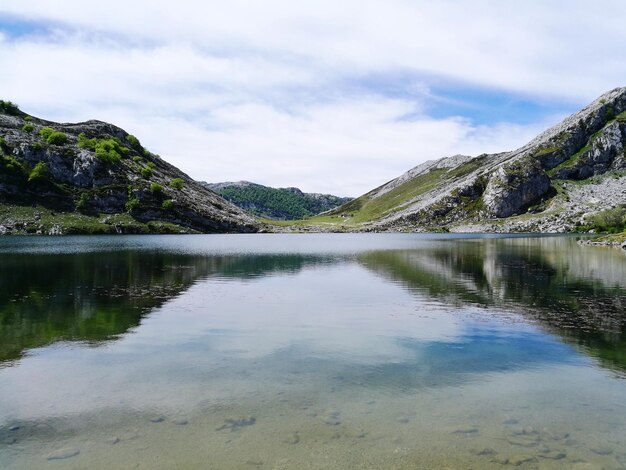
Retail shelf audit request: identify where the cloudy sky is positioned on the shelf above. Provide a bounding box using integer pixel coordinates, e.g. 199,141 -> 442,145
1,1 -> 625,196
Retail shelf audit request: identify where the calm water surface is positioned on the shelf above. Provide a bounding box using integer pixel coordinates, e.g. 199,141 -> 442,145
0,234 -> 625,469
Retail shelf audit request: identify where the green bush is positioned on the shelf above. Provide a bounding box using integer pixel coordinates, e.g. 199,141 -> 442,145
588,206 -> 626,233
39,127 -> 67,145
141,167 -> 153,179
0,100 -> 20,115
162,199 -> 174,210
78,132 -> 97,151
47,132 -> 67,145
126,134 -> 142,150
170,178 -> 183,190
76,192 -> 90,212
150,182 -> 163,193
39,127 -> 54,140
28,161 -> 49,182
23,116 -> 32,122
126,197 -> 140,212
22,123 -> 34,133
0,155 -> 26,174
0,136 -> 9,154
146,161 -> 156,170
132,156 -> 142,163
95,140 -> 123,164
79,133 -> 129,163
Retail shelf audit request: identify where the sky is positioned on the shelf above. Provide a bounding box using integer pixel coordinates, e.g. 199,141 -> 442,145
1,1 -> 625,196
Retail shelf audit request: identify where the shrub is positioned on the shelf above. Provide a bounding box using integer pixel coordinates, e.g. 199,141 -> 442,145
126,197 -> 140,212
1,155 -> 26,174
78,132 -> 97,151
0,136 -> 9,154
76,192 -> 90,212
146,161 -> 156,170
126,134 -> 142,150
28,161 -> 49,182
23,116 -> 32,122
0,100 -> 20,115
78,133 -> 129,163
170,177 -> 183,190
39,127 -> 54,140
39,127 -> 67,145
162,199 -> 173,210
46,131 -> 67,145
588,206 -> 626,233
22,123 -> 34,133
141,167 -> 153,179
132,156 -> 142,163
150,182 -> 163,193
95,140 -> 123,164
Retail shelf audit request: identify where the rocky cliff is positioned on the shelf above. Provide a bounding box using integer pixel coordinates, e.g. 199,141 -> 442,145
318,87 -> 626,233
0,102 -> 259,234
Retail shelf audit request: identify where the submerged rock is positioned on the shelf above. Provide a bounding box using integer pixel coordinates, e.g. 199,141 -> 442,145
46,447 -> 80,460
216,416 -> 256,432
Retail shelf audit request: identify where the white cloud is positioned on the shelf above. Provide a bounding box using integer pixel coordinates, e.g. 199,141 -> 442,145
0,0 -> 624,194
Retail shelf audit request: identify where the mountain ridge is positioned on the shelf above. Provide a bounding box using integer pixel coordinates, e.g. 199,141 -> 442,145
0,102 -> 259,234
293,87 -> 626,233
203,180 -> 352,220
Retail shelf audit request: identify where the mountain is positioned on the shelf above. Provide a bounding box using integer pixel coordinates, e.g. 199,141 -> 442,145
0,101 -> 259,234
203,180 -> 352,220
308,87 -> 626,233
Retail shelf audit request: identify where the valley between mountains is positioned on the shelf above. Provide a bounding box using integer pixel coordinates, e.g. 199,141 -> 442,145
1,87 -> 626,237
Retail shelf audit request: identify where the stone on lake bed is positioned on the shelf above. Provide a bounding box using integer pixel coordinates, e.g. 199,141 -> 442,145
9,425 -> 20,431
216,416 -> 256,432
470,447 -> 496,456
508,454 -> 536,466
450,425 -> 478,434
396,416 -> 410,424
507,435 -> 540,447
502,417 -> 519,425
172,419 -> 188,426
46,447 -> 80,460
149,416 -> 165,423
538,450 -> 566,460
590,445 -> 613,455
323,416 -> 341,426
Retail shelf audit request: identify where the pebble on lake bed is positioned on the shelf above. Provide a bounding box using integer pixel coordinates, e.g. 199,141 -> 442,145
46,447 -> 80,460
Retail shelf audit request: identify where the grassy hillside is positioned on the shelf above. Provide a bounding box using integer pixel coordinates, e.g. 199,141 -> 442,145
0,101 -> 259,234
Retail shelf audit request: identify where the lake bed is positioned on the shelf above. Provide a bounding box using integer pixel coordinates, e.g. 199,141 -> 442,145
1,234 -> 625,469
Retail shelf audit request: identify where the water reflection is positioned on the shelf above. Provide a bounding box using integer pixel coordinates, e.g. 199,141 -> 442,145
359,237 -> 626,374
0,250 -> 334,364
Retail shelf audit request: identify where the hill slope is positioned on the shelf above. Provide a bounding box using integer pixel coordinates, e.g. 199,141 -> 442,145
310,87 -> 626,233
204,181 -> 352,220
0,102 -> 259,234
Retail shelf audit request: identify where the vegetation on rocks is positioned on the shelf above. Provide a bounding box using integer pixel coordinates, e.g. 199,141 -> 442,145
0,100 -> 259,234
206,181 -> 352,220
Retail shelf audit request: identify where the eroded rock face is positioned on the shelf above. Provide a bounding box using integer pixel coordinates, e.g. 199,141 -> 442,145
0,110 -> 260,233
483,160 -> 551,218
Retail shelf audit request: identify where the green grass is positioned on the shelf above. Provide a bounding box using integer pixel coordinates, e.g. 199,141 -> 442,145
0,203 -> 192,234
320,169 -> 447,225
534,146 -> 561,157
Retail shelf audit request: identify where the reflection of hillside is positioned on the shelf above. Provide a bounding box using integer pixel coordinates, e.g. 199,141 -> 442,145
0,252 -> 330,365
359,238 -> 626,374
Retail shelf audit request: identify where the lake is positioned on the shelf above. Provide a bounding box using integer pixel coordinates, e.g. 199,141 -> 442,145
0,234 -> 625,469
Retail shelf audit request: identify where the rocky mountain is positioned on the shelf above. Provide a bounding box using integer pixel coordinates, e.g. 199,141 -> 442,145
313,87 -> 626,233
203,180 -> 352,220
0,102 -> 259,234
